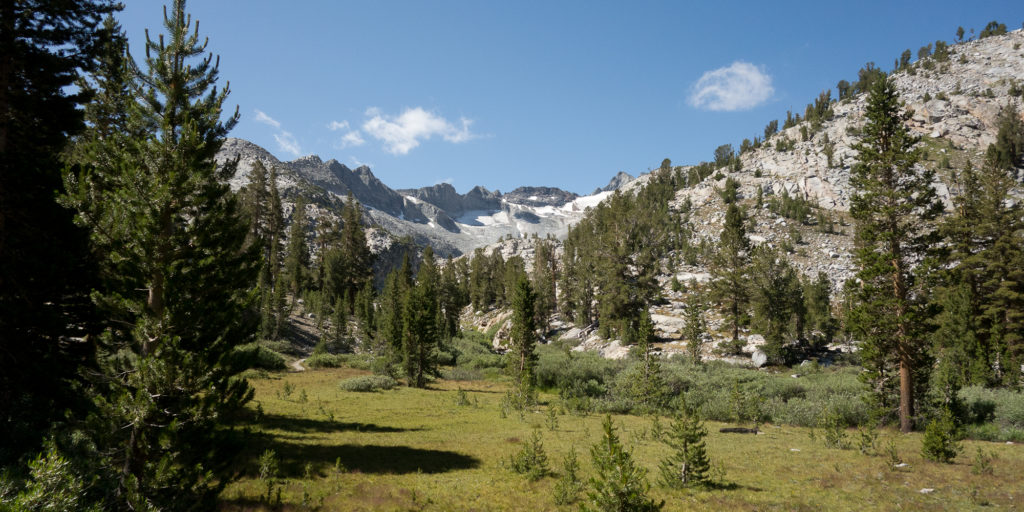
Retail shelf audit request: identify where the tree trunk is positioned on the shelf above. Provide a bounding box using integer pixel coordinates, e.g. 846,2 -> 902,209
899,355 -> 913,432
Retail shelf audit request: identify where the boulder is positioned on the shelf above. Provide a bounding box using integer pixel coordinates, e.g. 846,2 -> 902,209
751,349 -> 768,368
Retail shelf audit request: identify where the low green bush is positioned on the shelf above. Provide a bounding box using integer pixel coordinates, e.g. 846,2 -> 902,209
233,342 -> 287,371
450,332 -> 503,369
339,353 -> 375,371
304,353 -> 344,369
339,375 -> 397,392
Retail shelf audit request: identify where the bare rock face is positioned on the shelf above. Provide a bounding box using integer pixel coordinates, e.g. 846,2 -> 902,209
593,171 -> 635,194
503,186 -> 579,207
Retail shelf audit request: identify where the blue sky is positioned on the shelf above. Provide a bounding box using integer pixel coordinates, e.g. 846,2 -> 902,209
118,1 -> 1022,195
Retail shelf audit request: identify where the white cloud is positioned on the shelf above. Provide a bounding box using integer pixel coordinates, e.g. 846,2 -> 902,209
340,130 -> 365,148
688,61 -> 774,112
362,107 -> 476,155
274,132 -> 301,157
327,120 -> 349,131
253,109 -> 281,128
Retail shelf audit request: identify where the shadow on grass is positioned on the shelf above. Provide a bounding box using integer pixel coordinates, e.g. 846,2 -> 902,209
239,432 -> 481,477
254,413 -> 419,434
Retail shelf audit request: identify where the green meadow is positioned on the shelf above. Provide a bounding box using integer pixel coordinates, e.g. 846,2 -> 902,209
220,367 -> 1024,511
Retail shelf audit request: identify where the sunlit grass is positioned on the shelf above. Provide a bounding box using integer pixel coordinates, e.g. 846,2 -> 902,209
220,367 -> 1024,511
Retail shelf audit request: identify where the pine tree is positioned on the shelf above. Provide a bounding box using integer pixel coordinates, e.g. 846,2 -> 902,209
683,293 -> 708,364
266,166 -> 286,338
584,416 -> 663,512
634,311 -> 665,413
284,196 -> 310,309
658,412 -> 712,489
985,103 -> 1024,170
63,1 -> 258,506
848,77 -> 943,432
0,0 -> 119,468
326,193 -> 374,312
437,260 -> 466,342
804,272 -> 837,346
532,239 -> 558,331
552,447 -> 584,505
355,280 -> 376,344
711,203 -> 750,352
242,160 -> 269,244
509,276 -> 538,405
404,248 -> 439,387
749,246 -> 805,364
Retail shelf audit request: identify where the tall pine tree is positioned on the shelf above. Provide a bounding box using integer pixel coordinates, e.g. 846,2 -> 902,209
711,203 -> 751,352
509,275 -> 538,399
848,77 -> 943,432
404,248 -> 439,387
63,1 -> 258,506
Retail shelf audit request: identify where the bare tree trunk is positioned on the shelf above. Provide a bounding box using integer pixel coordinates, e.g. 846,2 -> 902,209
899,355 -> 913,433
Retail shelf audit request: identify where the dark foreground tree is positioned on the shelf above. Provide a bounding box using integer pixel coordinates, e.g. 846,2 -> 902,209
63,0 -> 258,507
848,77 -> 942,432
0,0 -> 119,468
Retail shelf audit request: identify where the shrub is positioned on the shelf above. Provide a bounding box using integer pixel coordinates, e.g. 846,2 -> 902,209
338,353 -> 375,370
536,345 -> 620,393
921,408 -> 961,463
819,409 -> 850,449
304,352 -> 344,369
338,375 -> 397,392
450,332 -> 503,369
444,366 -> 484,381
959,385 -> 1024,441
233,342 -> 287,371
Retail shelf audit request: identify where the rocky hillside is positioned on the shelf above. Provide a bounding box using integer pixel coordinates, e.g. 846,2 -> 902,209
470,29 -> 1024,361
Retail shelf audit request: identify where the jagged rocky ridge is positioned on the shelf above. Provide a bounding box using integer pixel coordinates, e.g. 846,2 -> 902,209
216,138 -> 635,259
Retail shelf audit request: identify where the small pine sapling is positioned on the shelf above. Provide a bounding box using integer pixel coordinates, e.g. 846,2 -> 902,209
508,430 -> 550,481
583,415 -> 663,512
658,412 -> 712,489
553,447 -> 584,505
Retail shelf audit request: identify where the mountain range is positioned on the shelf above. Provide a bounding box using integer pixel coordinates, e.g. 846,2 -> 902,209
216,137 -> 636,258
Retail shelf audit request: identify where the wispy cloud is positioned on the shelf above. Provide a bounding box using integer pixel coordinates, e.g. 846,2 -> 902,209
273,132 -> 301,157
689,61 -> 774,112
350,156 -> 373,169
327,120 -> 349,131
340,130 -> 365,148
254,109 -> 281,128
254,109 -> 302,157
361,107 -> 476,155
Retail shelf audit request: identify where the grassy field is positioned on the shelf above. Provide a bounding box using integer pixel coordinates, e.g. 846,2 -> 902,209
220,367 -> 1024,511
